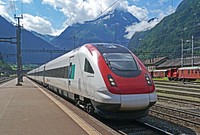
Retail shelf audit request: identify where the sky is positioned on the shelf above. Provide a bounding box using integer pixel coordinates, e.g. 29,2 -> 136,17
0,0 -> 182,38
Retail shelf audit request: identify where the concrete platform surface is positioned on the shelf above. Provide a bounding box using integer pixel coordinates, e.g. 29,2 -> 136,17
0,78 -> 93,135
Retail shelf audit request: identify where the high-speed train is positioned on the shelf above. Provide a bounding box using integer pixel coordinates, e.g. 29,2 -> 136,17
27,43 -> 157,119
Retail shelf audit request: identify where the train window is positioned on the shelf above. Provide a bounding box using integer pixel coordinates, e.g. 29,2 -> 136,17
84,58 -> 94,74
103,53 -> 138,70
64,67 -> 68,78
188,70 -> 190,74
191,70 -> 193,74
195,70 -> 197,74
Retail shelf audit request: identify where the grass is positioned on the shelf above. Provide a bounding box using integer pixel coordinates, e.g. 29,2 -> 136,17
194,79 -> 200,82
153,77 -> 169,81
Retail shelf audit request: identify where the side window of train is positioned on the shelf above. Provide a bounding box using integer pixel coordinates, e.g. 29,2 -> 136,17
84,58 -> 94,74
64,67 -> 68,78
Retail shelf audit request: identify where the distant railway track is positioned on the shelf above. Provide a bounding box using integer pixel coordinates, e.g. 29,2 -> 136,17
154,80 -> 200,89
155,84 -> 200,92
158,95 -> 200,109
150,104 -> 200,129
153,79 -> 200,133
155,81 -> 200,98
0,77 -> 15,84
156,88 -> 200,98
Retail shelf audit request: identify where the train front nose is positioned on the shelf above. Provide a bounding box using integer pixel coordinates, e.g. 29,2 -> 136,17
108,74 -> 157,111
120,94 -> 150,110
119,92 -> 157,111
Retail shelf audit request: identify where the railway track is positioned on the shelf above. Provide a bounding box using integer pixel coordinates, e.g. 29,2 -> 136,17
156,88 -> 200,98
150,104 -> 200,129
0,77 -> 15,84
100,118 -> 173,135
154,80 -> 200,89
153,80 -> 200,134
155,84 -> 200,93
155,81 -> 200,98
158,95 -> 200,109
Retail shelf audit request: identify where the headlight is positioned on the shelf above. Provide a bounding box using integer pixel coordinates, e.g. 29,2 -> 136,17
145,74 -> 152,86
107,74 -> 117,87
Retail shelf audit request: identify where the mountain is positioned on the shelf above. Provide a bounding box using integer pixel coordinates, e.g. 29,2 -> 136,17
0,15 -> 60,64
128,0 -> 200,60
51,9 -> 139,49
0,51 -> 3,62
31,31 -> 55,44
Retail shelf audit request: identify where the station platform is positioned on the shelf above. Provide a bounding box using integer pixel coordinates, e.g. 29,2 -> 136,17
0,78 -> 100,135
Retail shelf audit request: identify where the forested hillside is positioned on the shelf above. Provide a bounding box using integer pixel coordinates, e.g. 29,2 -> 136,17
128,0 -> 200,60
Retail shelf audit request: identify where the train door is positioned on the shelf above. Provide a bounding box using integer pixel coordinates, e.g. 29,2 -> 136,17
68,56 -> 75,93
82,58 -> 95,97
43,66 -> 45,84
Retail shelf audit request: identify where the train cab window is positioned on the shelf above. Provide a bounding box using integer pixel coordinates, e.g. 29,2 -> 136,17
84,58 -> 94,74
103,53 -> 140,78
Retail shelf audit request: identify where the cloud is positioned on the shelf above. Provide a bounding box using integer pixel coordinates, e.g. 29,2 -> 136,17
1,0 -> 173,36
151,5 -> 174,19
21,0 -> 32,4
42,0 -> 149,35
124,3 -> 176,39
22,14 -> 60,36
125,18 -> 160,39
0,0 -> 4,4
127,5 -> 148,21
0,1 -> 15,23
42,0 -> 131,25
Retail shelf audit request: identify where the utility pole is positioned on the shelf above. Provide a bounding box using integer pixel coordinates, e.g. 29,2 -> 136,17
15,14 -> 23,86
191,36 -> 194,67
114,23 -> 119,43
181,39 -> 184,67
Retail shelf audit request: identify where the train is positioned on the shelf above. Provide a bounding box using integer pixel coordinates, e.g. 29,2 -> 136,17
27,43 -> 157,119
151,66 -> 200,81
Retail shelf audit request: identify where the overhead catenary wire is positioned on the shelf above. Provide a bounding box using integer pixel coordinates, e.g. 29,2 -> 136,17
56,0 -> 120,39
64,1 -> 85,27
71,0 -> 120,38
57,0 -> 176,43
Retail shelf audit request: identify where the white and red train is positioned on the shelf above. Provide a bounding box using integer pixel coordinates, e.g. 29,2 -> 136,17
27,43 -> 157,119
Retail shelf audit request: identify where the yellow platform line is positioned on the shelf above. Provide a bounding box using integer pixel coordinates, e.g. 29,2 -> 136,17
31,80 -> 101,135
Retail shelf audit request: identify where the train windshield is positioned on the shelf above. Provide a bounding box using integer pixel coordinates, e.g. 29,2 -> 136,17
103,53 -> 140,78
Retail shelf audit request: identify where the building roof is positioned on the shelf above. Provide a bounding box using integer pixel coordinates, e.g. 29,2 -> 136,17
157,57 -> 200,69
144,57 -> 168,66
178,66 -> 200,70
